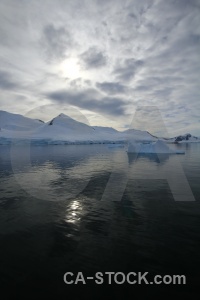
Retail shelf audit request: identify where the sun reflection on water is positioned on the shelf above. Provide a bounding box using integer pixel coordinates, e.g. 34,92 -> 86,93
65,200 -> 82,224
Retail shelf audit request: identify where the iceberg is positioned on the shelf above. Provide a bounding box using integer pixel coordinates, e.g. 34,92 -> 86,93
127,140 -> 185,154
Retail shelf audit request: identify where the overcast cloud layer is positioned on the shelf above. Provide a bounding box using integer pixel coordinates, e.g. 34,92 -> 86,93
0,0 -> 200,135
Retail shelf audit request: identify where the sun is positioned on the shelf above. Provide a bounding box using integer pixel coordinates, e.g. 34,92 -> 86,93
60,58 -> 81,79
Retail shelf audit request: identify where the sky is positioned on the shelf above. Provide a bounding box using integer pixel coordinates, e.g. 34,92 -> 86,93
0,0 -> 200,136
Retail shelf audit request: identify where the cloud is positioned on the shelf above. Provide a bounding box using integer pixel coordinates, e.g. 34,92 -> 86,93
113,58 -> 144,82
40,24 -> 73,62
0,70 -> 18,90
46,88 -> 128,116
96,81 -> 127,95
0,0 -> 200,135
69,78 -> 82,88
80,47 -> 107,69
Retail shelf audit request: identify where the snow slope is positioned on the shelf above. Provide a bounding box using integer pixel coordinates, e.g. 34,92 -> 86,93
124,129 -> 157,142
0,110 -> 43,131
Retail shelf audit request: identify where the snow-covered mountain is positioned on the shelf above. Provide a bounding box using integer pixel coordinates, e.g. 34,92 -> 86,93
31,113 -> 127,142
0,110 -> 125,143
0,110 -> 199,144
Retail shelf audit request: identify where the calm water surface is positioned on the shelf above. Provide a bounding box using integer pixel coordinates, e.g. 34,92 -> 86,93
0,143 -> 200,298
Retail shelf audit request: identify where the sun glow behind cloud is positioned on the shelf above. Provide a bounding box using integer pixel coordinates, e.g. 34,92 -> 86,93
60,58 -> 81,80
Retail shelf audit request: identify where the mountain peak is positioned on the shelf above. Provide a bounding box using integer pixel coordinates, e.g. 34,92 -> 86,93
49,113 -> 74,125
58,113 -> 67,118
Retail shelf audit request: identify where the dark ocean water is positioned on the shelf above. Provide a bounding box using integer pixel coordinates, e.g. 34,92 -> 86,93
0,143 -> 200,298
